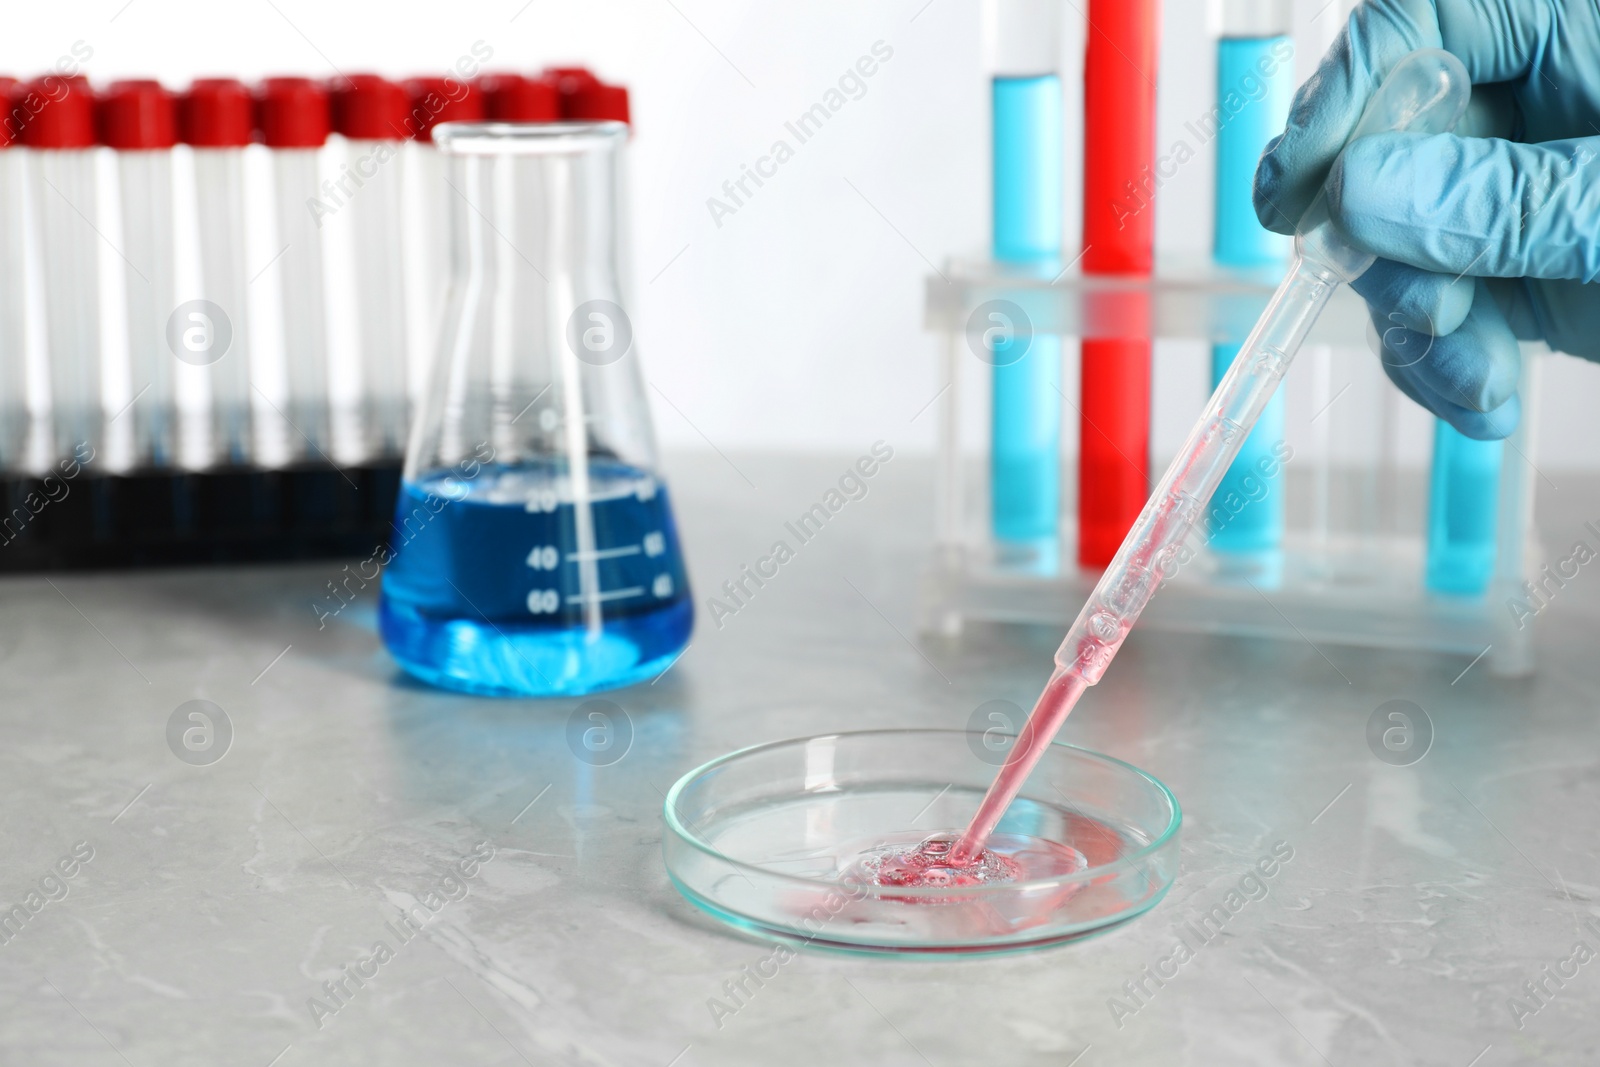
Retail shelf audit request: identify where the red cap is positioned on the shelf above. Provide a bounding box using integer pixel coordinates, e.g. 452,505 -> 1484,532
255,77 -> 330,148
566,81 -> 630,125
12,76 -> 96,148
329,74 -> 409,140
403,76 -> 483,140
544,67 -> 630,126
545,66 -> 599,99
0,78 -> 18,149
181,78 -> 253,147
97,79 -> 177,149
476,72 -> 558,122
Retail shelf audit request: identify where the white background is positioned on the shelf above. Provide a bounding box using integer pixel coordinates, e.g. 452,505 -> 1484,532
5,0 -> 1597,468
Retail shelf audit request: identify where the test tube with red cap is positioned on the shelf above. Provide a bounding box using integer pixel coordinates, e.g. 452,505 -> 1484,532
181,78 -> 256,465
257,76 -> 333,461
1077,0 -> 1159,568
476,72 -> 559,122
403,76 -> 482,372
13,75 -> 102,463
547,67 -> 631,125
99,79 -> 179,468
543,67 -> 636,299
468,71 -> 565,443
0,77 -> 27,468
545,67 -> 596,104
330,74 -> 411,457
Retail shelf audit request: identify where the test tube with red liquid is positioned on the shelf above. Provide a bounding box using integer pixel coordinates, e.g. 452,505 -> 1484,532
1078,0 -> 1159,568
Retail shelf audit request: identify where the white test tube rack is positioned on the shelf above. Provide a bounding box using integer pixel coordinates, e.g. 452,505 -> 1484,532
922,257 -> 1544,677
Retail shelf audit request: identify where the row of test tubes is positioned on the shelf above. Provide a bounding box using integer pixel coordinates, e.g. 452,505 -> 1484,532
0,66 -> 629,481
986,0 -> 1158,573
984,0 -> 1504,597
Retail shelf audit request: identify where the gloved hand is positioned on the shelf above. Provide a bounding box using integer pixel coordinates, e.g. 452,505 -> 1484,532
1253,0 -> 1600,440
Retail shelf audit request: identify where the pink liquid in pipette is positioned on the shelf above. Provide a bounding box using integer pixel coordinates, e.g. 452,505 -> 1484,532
952,668 -> 1091,865
860,383 -> 1195,886
859,625 -> 1125,884
852,672 -> 1093,887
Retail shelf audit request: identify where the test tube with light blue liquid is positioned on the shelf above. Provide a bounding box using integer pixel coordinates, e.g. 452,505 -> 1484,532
1208,0 -> 1294,558
987,0 -> 1063,561
1426,422 -> 1503,594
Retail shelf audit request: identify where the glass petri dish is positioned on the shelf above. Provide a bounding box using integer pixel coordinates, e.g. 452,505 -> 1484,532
662,729 -> 1181,954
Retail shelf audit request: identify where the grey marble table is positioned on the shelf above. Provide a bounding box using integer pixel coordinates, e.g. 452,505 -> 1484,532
1,453 -> 1597,1067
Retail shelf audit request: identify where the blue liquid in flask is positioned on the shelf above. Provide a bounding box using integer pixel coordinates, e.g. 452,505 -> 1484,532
379,459 -> 694,696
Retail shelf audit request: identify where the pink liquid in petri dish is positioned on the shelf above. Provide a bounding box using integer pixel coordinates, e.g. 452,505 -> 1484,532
847,831 -> 1087,893
853,669 -> 1097,888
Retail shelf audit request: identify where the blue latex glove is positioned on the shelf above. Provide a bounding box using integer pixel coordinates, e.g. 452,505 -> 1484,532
1253,0 -> 1600,440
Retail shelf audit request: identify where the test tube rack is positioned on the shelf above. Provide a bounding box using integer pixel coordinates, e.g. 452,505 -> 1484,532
0,465 -> 402,570
921,257 -> 1544,677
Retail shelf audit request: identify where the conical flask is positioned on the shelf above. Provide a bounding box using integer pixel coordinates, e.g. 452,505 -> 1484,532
380,121 -> 693,696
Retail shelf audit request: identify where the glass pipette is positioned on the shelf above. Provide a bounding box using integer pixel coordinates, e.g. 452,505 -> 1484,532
952,49 -> 1472,866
